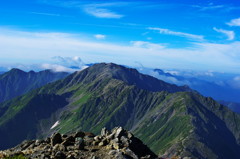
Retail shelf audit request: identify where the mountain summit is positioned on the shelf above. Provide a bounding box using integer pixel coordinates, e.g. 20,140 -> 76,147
0,63 -> 240,159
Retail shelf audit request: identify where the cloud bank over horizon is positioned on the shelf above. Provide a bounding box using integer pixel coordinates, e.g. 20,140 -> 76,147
0,28 -> 240,73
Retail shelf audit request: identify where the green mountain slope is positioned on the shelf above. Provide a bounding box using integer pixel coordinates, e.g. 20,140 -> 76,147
0,63 -> 240,159
0,69 -> 69,103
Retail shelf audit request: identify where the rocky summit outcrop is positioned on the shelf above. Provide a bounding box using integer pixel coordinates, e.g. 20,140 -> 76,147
0,127 -> 158,159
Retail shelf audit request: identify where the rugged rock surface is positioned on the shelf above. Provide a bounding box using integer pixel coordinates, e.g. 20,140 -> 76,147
0,127 -> 158,159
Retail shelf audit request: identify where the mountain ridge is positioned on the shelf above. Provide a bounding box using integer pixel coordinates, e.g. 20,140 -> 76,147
0,68 -> 69,103
0,63 -> 239,159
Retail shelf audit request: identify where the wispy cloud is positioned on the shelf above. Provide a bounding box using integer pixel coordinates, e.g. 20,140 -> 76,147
94,34 -> 106,40
41,63 -> 76,72
83,3 -> 124,19
30,12 -> 60,17
213,27 -> 235,40
200,5 -> 225,11
192,4 -> 240,12
227,18 -> 240,26
40,0 -> 125,19
52,56 -> 85,69
148,27 -> 204,41
131,41 -> 165,50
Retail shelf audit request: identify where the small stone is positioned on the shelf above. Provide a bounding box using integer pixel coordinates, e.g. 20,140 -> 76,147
91,156 -> 98,159
45,138 -> 51,144
98,138 -> 108,147
40,154 -> 51,159
93,136 -> 101,142
62,136 -> 75,147
51,133 -> 62,146
21,140 -> 34,150
92,141 -> 100,146
108,150 -> 128,159
74,132 -> 85,138
84,132 -> 95,138
106,133 -> 115,140
127,132 -> 133,139
66,146 -> 75,151
84,137 -> 94,146
75,137 -> 84,150
114,127 -> 124,139
66,154 -> 75,159
101,127 -> 109,136
111,140 -> 120,150
120,136 -> 129,147
123,148 -> 138,159
62,134 -> 68,138
54,151 -> 66,159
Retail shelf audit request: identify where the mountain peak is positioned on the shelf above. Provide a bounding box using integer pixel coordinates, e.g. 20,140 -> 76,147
75,63 -> 190,93
8,68 -> 26,74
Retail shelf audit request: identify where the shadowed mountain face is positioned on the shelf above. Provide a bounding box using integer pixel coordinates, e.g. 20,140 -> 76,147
0,69 -> 69,103
0,63 -> 240,159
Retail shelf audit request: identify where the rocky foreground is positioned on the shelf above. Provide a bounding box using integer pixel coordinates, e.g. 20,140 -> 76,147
0,127 -> 159,159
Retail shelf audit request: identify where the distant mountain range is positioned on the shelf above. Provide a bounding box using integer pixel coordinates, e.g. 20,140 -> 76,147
0,69 -> 69,103
0,63 -> 240,159
148,69 -> 240,112
219,101 -> 240,114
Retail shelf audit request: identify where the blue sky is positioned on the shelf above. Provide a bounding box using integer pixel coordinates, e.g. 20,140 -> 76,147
1,0 -> 240,73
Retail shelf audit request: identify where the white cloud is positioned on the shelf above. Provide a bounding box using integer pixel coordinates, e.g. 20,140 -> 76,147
52,56 -> 87,70
40,1 -> 125,19
84,7 -> 123,18
200,5 -> 225,11
30,12 -> 60,17
131,41 -> 165,50
41,64 -> 76,72
227,18 -> 240,26
1,28 -> 240,73
83,3 -> 124,19
213,27 -> 235,40
148,27 -> 204,41
94,34 -> 106,40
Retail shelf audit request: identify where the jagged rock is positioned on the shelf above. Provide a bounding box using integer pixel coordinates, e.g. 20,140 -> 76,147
108,150 -> 129,159
55,151 -> 66,159
53,144 -> 66,152
66,154 -> 75,159
106,133 -> 115,140
98,138 -> 108,147
120,136 -> 130,147
21,140 -> 35,150
113,127 -> 124,139
101,127 -> 109,136
51,133 -> 63,146
84,132 -> 95,138
74,131 -> 85,138
0,127 -> 158,159
45,137 -> 51,144
75,137 -> 84,150
62,136 -> 75,147
123,148 -> 138,159
84,136 -> 94,146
